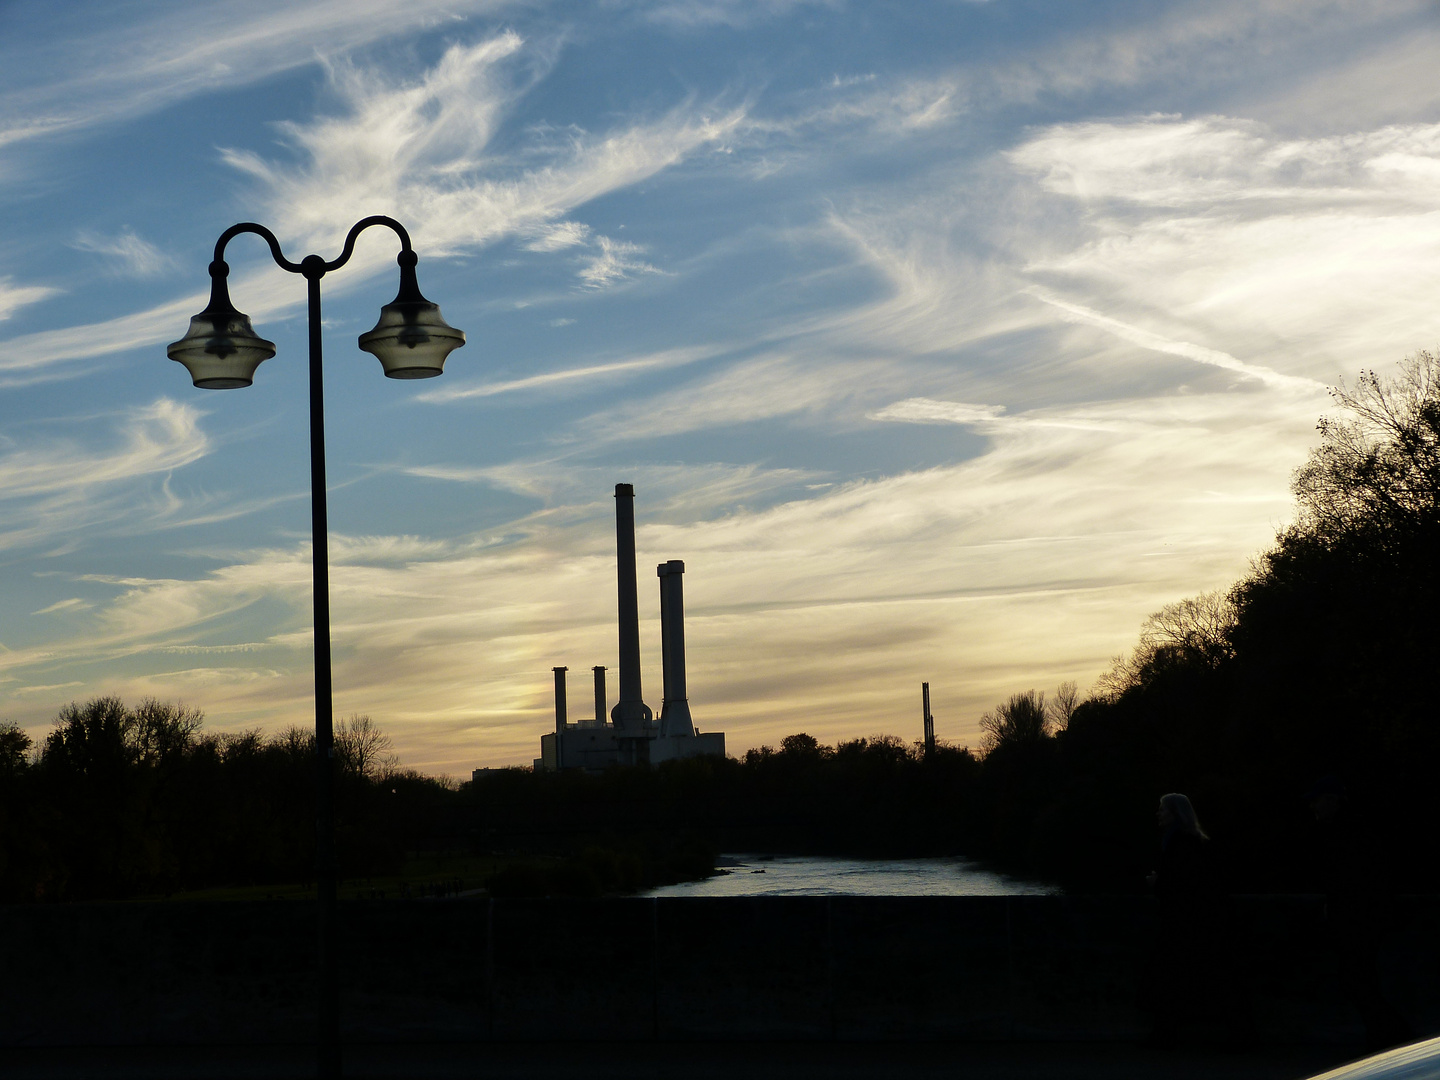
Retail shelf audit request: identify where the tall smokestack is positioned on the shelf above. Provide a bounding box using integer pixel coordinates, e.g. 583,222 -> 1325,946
657,560 -> 695,738
593,666 -> 607,725
553,666 -> 568,769
611,484 -> 651,732
553,666 -> 568,733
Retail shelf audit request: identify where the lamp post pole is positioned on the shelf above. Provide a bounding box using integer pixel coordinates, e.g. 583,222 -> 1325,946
168,217 -> 464,1080
303,256 -> 340,1079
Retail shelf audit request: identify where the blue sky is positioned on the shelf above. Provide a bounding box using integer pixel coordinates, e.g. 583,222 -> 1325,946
2,0 -> 1437,775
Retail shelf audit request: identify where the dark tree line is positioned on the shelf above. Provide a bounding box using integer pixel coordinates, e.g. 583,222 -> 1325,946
0,703 -> 454,902
0,698 -> 985,900
967,351 -> 1440,890
464,732 -> 980,865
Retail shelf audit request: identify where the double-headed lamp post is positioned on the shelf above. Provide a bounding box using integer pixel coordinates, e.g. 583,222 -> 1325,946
167,216 -> 464,1079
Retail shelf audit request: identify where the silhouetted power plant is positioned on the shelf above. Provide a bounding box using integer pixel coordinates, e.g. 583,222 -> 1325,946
536,484 -> 725,771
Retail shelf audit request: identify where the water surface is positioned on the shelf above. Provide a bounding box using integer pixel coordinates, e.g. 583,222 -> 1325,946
642,854 -> 1058,898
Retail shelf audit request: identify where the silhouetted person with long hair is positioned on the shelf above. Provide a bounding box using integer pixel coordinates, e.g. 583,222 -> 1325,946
1151,794 -> 1211,905
1144,793 -> 1247,1045
1306,777 -> 1413,1053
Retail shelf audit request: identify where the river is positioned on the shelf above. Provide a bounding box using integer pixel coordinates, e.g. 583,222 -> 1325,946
641,853 -> 1058,897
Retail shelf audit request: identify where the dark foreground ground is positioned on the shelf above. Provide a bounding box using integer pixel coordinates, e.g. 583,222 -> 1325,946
3,1041 -> 1356,1080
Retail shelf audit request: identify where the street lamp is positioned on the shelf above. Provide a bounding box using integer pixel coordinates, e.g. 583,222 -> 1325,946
167,216 -> 463,1079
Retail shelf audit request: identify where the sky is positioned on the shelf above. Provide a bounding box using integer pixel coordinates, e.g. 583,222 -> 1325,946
1,0 -> 1438,776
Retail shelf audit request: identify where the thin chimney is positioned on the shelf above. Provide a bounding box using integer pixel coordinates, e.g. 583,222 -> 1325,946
553,666 -> 569,768
611,484 -> 651,732
657,559 -> 695,738
593,665 -> 607,725
922,682 -> 935,756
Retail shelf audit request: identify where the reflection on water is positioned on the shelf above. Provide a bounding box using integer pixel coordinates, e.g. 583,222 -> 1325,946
642,854 -> 1059,897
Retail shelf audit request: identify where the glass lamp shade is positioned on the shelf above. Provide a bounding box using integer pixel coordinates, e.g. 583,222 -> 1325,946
358,255 -> 465,379
358,297 -> 465,379
167,268 -> 275,389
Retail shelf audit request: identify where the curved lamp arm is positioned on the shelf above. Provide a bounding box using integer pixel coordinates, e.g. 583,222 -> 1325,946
213,221 -> 303,274
325,215 -> 413,273
212,215 -> 412,277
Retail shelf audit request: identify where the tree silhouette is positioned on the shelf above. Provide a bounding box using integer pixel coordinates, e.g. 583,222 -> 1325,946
1095,591 -> 1237,700
0,722 -> 30,777
0,700 -> 463,901
1047,682 -> 1080,732
972,351 -> 1440,890
1293,350 -> 1439,541
130,699 -> 203,766
335,714 -> 397,779
979,691 -> 1049,755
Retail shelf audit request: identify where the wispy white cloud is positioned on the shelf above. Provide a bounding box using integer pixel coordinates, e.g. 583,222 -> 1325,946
151,643 -> 266,654
10,681 -> 85,696
638,0 -> 840,29
71,227 -> 174,278
757,0 -> 1433,150
870,399 -> 1006,426
1025,290 -> 1321,392
1009,115 -> 1440,208
524,221 -> 666,287
0,398 -> 210,553
1006,115 -> 1440,370
779,74 -> 967,139
967,0 -> 1433,115
0,277 -> 59,322
1259,23 -> 1440,128
0,0 -> 523,153
32,598 -> 91,616
416,345 -> 713,403
577,352 -> 887,444
0,398 -> 207,501
227,35 -> 747,259
523,221 -> 592,251
0,35 -> 746,378
809,208 -> 1042,361
577,236 -> 663,288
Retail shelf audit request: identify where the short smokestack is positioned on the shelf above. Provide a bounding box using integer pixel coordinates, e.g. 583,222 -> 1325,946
657,559 -> 695,738
553,666 -> 568,734
593,666 -> 607,725
611,484 -> 652,732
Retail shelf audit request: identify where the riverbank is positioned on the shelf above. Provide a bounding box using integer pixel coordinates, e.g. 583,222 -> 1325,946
4,895 -> 1434,1048
1,1039 -> 1352,1080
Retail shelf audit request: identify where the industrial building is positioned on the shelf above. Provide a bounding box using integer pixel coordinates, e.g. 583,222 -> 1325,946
534,483 -> 725,771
